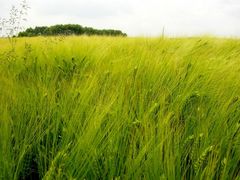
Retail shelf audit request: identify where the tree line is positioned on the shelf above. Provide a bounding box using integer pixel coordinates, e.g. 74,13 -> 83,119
18,24 -> 127,37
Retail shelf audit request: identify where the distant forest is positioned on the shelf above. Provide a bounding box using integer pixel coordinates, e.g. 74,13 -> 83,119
18,24 -> 127,37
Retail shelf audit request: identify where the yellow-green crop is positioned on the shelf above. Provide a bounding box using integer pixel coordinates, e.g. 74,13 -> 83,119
0,36 -> 240,179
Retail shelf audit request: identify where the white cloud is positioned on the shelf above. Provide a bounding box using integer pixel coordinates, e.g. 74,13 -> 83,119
1,0 -> 240,36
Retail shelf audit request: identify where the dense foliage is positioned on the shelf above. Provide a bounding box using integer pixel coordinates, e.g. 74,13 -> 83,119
18,24 -> 127,37
0,36 -> 240,179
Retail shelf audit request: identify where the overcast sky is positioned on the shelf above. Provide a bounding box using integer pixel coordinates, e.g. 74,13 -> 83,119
1,0 -> 240,37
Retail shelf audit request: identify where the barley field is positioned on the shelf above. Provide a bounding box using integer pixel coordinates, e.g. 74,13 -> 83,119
0,36 -> 240,179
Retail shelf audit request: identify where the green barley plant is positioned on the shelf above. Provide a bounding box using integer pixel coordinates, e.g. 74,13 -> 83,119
0,36 -> 240,179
